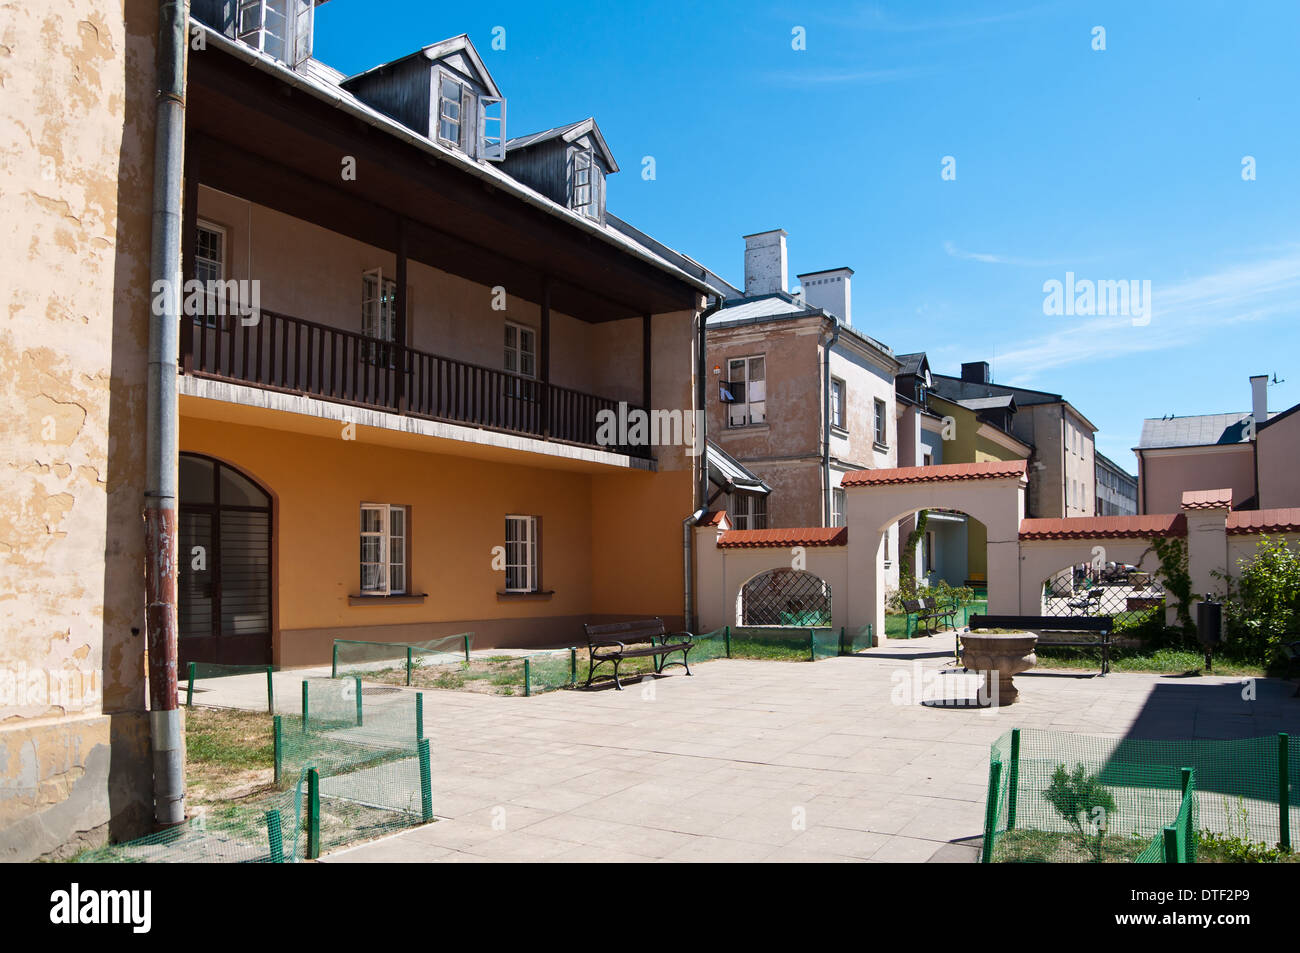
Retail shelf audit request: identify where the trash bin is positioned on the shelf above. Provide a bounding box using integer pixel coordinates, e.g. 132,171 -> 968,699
1197,600 -> 1222,648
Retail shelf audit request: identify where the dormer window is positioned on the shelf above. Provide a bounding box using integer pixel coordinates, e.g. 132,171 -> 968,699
438,75 -> 465,147
234,0 -> 312,65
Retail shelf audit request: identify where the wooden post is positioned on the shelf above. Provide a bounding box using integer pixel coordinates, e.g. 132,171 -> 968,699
540,275 -> 551,438
394,217 -> 408,413
642,313 -> 652,414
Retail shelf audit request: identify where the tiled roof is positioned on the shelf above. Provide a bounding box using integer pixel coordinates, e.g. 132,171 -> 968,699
699,510 -> 729,527
1181,488 -> 1233,510
717,527 -> 848,549
841,460 -> 1027,487
1019,514 -> 1187,540
1226,508 -> 1300,535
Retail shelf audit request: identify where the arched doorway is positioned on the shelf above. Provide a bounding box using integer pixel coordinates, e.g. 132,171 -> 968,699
739,568 -> 832,627
178,453 -> 273,666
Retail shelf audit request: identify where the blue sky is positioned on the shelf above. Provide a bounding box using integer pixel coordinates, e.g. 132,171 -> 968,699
316,1 -> 1300,468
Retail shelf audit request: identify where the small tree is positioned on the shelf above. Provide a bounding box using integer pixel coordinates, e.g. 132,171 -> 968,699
1043,763 -> 1116,862
1218,536 -> 1300,662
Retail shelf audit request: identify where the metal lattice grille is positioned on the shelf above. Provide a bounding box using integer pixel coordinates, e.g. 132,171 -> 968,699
1041,565 -> 1165,623
740,569 -> 831,627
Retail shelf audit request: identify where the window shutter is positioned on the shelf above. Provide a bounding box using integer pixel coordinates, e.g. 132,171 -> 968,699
460,86 -> 474,153
479,97 -> 506,162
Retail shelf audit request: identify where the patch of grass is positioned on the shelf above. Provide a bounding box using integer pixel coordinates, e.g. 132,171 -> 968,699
994,827 -> 1151,863
1034,645 -> 1266,676
185,706 -> 275,775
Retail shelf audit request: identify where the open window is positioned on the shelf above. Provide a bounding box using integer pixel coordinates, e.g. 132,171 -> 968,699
361,268 -> 398,366
437,74 -> 466,148
479,97 -> 507,162
726,356 -> 767,428
236,0 -> 312,66
570,145 -> 595,217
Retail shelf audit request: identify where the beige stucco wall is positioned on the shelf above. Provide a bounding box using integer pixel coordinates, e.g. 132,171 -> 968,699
1257,412 -> 1300,509
0,0 -> 157,859
1139,445 -> 1255,514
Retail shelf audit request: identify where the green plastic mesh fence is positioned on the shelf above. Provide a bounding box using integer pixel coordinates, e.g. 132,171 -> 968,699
690,626 -> 872,662
332,633 -> 472,680
82,680 -> 431,863
840,625 -> 875,654
983,729 -> 1297,862
520,649 -> 579,695
185,661 -> 277,713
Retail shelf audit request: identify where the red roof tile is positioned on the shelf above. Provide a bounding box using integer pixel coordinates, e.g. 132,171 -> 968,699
1181,488 -> 1233,510
1019,514 -> 1187,540
841,460 -> 1027,487
717,527 -> 848,549
1226,508 -> 1300,535
698,510 -> 728,527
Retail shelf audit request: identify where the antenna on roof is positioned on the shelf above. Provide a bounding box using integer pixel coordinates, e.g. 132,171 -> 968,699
1273,372 -> 1287,385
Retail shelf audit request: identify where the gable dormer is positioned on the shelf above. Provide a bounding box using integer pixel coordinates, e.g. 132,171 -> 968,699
193,0 -> 321,68
502,119 -> 619,223
341,35 -> 506,162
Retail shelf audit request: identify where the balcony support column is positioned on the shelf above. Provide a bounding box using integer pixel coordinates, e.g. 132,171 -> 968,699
540,274 -> 551,438
642,313 -> 652,414
395,216 -> 408,413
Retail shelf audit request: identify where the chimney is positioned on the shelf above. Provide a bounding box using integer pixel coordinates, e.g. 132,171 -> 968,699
797,267 -> 853,326
743,229 -> 788,296
961,361 -> 991,384
1251,374 -> 1268,425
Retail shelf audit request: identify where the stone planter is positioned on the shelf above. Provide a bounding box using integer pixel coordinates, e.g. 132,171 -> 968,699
961,631 -> 1038,706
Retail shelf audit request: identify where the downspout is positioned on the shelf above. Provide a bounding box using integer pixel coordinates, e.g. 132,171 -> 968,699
822,316 -> 842,526
684,293 -> 726,632
145,0 -> 189,827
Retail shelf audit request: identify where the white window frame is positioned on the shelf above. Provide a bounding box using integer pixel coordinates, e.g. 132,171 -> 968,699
504,515 -> 539,592
361,268 -> 398,365
479,96 -> 507,162
504,320 -> 537,400
359,503 -> 408,596
922,449 -> 934,467
237,0 -> 292,63
437,73 -> 466,148
194,219 -> 227,328
732,492 -> 768,530
726,355 -> 767,428
831,487 -> 846,527
874,398 -> 888,446
571,144 -> 595,218
830,377 -> 846,431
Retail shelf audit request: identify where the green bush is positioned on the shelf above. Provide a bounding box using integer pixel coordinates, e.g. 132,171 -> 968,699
1217,536 -> 1300,662
1043,763 -> 1116,863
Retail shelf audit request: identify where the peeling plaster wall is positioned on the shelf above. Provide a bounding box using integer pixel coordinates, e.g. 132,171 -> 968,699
0,0 -> 156,858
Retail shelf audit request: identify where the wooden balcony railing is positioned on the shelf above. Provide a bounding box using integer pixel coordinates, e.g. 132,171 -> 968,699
183,309 -> 652,458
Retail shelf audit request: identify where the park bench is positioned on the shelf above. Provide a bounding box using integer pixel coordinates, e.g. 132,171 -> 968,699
902,597 -> 958,637
582,618 -> 694,690
968,614 -> 1114,675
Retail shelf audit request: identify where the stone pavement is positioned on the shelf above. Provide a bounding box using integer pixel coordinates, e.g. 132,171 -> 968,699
291,634 -> 1300,863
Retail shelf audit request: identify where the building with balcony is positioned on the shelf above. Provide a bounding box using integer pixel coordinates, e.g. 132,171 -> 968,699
179,10 -> 717,666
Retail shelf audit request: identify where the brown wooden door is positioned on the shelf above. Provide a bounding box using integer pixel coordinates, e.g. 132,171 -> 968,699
178,454 -> 272,667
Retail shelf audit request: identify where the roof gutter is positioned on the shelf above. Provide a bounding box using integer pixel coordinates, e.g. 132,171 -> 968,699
196,25 -> 714,297
684,293 -> 727,633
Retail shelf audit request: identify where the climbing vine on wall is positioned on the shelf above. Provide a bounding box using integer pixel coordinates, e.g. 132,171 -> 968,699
899,509 -> 930,600
1147,535 -> 1195,631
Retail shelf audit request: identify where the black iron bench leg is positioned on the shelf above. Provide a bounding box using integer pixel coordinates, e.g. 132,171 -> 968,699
612,658 -> 623,691
584,656 -> 601,689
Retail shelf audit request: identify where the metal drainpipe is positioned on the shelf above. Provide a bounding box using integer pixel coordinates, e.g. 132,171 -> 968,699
683,294 -> 725,632
145,0 -> 189,827
822,316 -> 842,526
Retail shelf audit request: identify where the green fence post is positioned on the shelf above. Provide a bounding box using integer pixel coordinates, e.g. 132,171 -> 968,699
1182,767 -> 1196,860
1280,733 -> 1291,851
524,658 -> 532,697
186,661 -> 195,707
569,647 -> 577,687
724,625 -> 731,658
307,768 -> 321,859
301,680 -> 309,733
1007,729 -> 1021,831
463,634 -> 471,662
331,642 -> 338,679
406,646 -> 413,687
1162,825 -> 1180,863
265,809 -> 284,863
418,737 -> 433,823
839,625 -> 846,656
869,622 -> 875,649
809,629 -> 816,662
273,715 -> 283,784
981,759 -> 1003,863
354,676 -> 363,726
415,691 -> 424,742
266,666 -> 274,714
